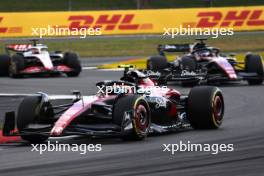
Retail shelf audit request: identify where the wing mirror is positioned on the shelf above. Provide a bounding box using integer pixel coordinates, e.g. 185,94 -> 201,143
71,90 -> 84,106
72,90 -> 82,100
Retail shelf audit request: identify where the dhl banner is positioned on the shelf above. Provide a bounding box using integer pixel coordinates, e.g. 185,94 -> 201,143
0,6 -> 264,37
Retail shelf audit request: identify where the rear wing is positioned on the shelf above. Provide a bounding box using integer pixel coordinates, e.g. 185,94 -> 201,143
5,44 -> 32,54
158,44 -> 190,56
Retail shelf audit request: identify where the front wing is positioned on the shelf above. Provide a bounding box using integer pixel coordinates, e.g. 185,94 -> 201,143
19,65 -> 73,75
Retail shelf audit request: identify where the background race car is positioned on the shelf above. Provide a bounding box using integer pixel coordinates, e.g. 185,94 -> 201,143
146,38 -> 264,86
0,40 -> 81,78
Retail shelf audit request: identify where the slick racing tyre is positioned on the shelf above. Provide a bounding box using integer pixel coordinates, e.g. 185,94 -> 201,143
147,56 -> 168,71
245,54 -> 263,85
64,52 -> 82,77
9,54 -> 25,78
17,96 -> 49,143
181,56 -> 199,87
113,95 -> 151,140
181,56 -> 197,71
187,86 -> 224,129
0,54 -> 10,76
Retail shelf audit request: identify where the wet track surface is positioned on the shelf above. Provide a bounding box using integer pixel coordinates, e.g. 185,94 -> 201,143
0,68 -> 264,176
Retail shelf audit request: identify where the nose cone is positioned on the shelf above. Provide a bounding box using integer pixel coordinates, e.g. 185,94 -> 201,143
38,52 -> 54,70
50,127 -> 64,136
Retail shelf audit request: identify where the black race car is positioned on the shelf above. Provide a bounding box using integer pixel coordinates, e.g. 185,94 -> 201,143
2,65 -> 224,143
146,38 -> 264,86
0,40 -> 81,78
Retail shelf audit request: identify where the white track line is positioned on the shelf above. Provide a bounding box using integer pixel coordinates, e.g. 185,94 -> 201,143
82,66 -> 135,71
0,93 -> 34,97
82,66 -> 97,70
0,94 -> 97,101
0,93 -> 76,100
97,68 -> 138,71
98,68 -> 124,71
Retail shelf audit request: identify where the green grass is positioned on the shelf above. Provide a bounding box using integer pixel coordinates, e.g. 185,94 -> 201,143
0,0 -> 263,12
1,33 -> 264,57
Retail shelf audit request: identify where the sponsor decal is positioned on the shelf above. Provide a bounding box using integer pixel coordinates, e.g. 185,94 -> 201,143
0,6 -> 264,37
67,14 -> 152,31
184,9 -> 264,28
0,17 -> 22,34
181,70 -> 197,76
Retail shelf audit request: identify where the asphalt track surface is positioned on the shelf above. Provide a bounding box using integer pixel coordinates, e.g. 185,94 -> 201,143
0,63 -> 264,176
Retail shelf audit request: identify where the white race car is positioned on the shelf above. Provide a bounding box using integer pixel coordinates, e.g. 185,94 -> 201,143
0,40 -> 81,78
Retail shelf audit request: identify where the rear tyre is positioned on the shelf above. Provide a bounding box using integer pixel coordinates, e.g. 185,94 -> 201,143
187,86 -> 224,129
147,56 -> 168,71
64,52 -> 81,77
113,95 -> 151,140
9,54 -> 25,78
17,96 -> 49,143
0,54 -> 10,76
244,54 -> 263,85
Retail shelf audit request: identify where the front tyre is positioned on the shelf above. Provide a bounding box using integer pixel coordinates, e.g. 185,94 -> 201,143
9,54 -> 24,78
147,56 -> 168,71
244,54 -> 263,85
17,96 -> 49,143
187,86 -> 224,129
181,56 -> 197,71
0,54 -> 10,76
64,52 -> 82,77
113,95 -> 151,140
181,56 -> 199,87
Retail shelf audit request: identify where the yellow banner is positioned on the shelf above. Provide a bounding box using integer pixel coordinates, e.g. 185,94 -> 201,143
0,6 -> 264,37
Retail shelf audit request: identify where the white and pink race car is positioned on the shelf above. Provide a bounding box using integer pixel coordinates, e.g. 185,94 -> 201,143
2,65 -> 224,143
0,40 -> 81,78
146,38 -> 264,86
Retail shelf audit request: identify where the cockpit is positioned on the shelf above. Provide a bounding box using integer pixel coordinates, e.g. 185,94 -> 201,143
121,70 -> 155,86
